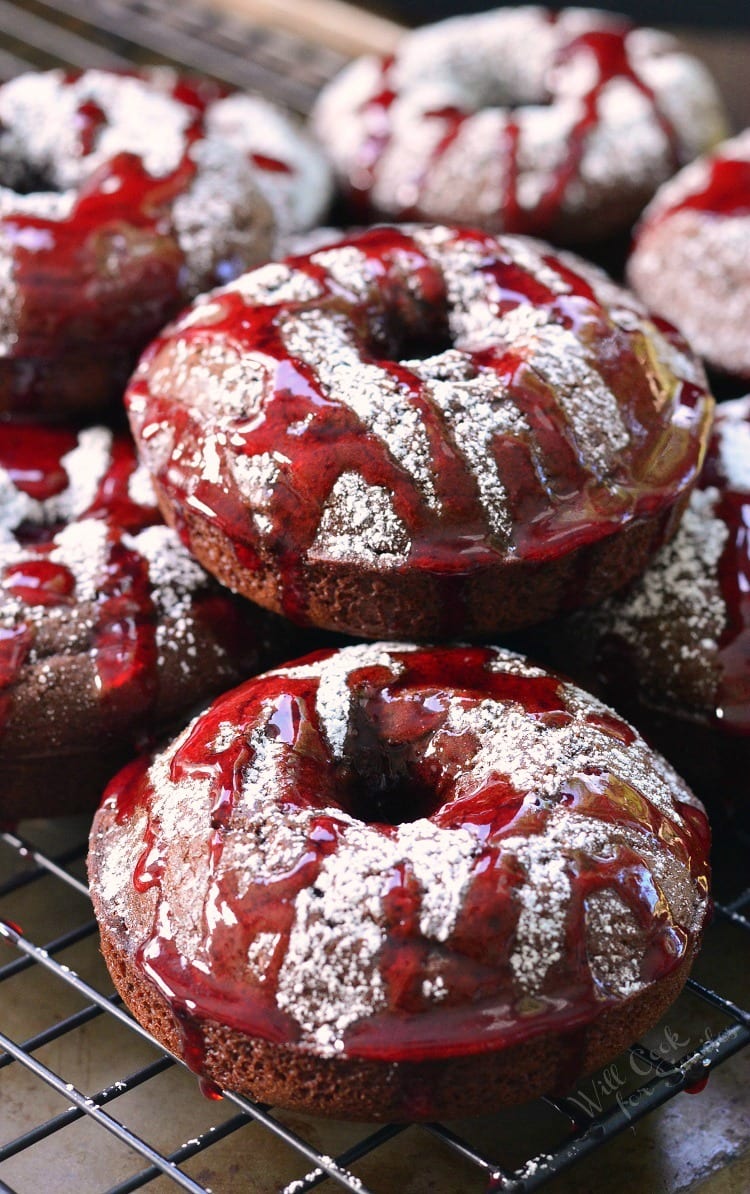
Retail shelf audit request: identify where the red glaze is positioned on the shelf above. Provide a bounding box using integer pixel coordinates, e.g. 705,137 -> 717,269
0,426 -> 77,503
250,152 -> 293,175
642,158 -> 750,233
100,645 -> 710,1068
1,73 -> 212,366
3,559 -> 76,606
127,225 -> 713,628
347,22 -> 679,233
0,424 -> 262,736
591,398 -> 750,740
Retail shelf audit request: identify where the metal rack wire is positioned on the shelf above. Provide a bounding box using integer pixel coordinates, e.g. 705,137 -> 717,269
0,1 -> 748,1190
1,819 -> 749,1193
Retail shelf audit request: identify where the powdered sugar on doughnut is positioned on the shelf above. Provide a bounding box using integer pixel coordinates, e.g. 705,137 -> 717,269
281,308 -> 440,510
313,7 -> 726,240
716,398 -> 750,491
206,92 -> 333,237
91,643 -> 709,1059
0,70 -> 193,186
628,131 -> 750,376
310,471 -> 412,566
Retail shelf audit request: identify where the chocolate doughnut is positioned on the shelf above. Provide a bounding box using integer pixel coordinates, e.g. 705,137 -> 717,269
126,224 -> 714,639
0,69 -> 329,418
89,643 -> 710,1120
545,396 -> 750,800
0,423 -> 283,819
312,7 -> 726,242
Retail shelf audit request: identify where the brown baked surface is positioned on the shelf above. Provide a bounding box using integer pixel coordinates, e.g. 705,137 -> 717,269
98,922 -> 697,1121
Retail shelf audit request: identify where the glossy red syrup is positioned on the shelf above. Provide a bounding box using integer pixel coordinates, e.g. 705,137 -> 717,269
0,425 -> 77,503
0,424 -> 255,735
645,158 -> 750,232
75,99 -> 107,156
103,645 -> 710,1070
349,23 -> 679,233
127,225 -> 713,628
3,559 -> 76,606
250,152 -> 293,175
1,72 -> 211,363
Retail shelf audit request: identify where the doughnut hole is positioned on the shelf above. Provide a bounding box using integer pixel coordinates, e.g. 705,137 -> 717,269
329,686 -> 459,827
333,755 -> 444,826
1,159 -> 56,195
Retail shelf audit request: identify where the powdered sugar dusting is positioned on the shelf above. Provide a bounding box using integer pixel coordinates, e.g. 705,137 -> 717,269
310,471 -> 412,566
313,7 -> 726,235
227,261 -> 323,306
205,91 -> 333,237
281,307 -> 439,509
276,815 -> 477,1053
127,464 -> 157,510
586,486 -> 729,716
49,519 -> 110,602
716,397 -> 750,492
0,70 -> 192,187
315,642 -> 412,758
497,309 -> 630,476
171,138 -> 273,294
413,361 -> 524,541
127,524 -> 207,614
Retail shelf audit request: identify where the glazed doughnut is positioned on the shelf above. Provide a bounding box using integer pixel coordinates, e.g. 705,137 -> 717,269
126,224 -> 713,640
628,130 -> 750,378
202,91 -> 333,240
88,642 -> 711,1120
0,423 -> 284,819
312,7 -> 726,243
0,69 -> 327,418
546,396 -> 750,798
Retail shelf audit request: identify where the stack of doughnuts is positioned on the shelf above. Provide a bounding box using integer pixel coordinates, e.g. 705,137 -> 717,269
1,6 -> 742,1122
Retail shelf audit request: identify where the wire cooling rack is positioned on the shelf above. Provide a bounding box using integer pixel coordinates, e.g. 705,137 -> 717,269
0,818 -> 749,1193
0,1 -> 749,1191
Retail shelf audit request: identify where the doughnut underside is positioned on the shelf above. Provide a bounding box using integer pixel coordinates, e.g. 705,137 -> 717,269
162,477 -> 687,639
98,919 -> 697,1120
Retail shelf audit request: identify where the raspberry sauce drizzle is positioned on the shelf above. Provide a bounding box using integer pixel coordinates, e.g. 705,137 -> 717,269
0,72 -> 214,365
346,21 -> 679,234
0,424 -> 257,733
127,225 -> 712,630
103,645 -> 710,1071
643,158 -> 750,233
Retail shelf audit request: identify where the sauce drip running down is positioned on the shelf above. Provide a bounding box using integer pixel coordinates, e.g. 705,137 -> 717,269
126,225 -> 712,630
0,425 -> 257,733
97,645 -> 710,1071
